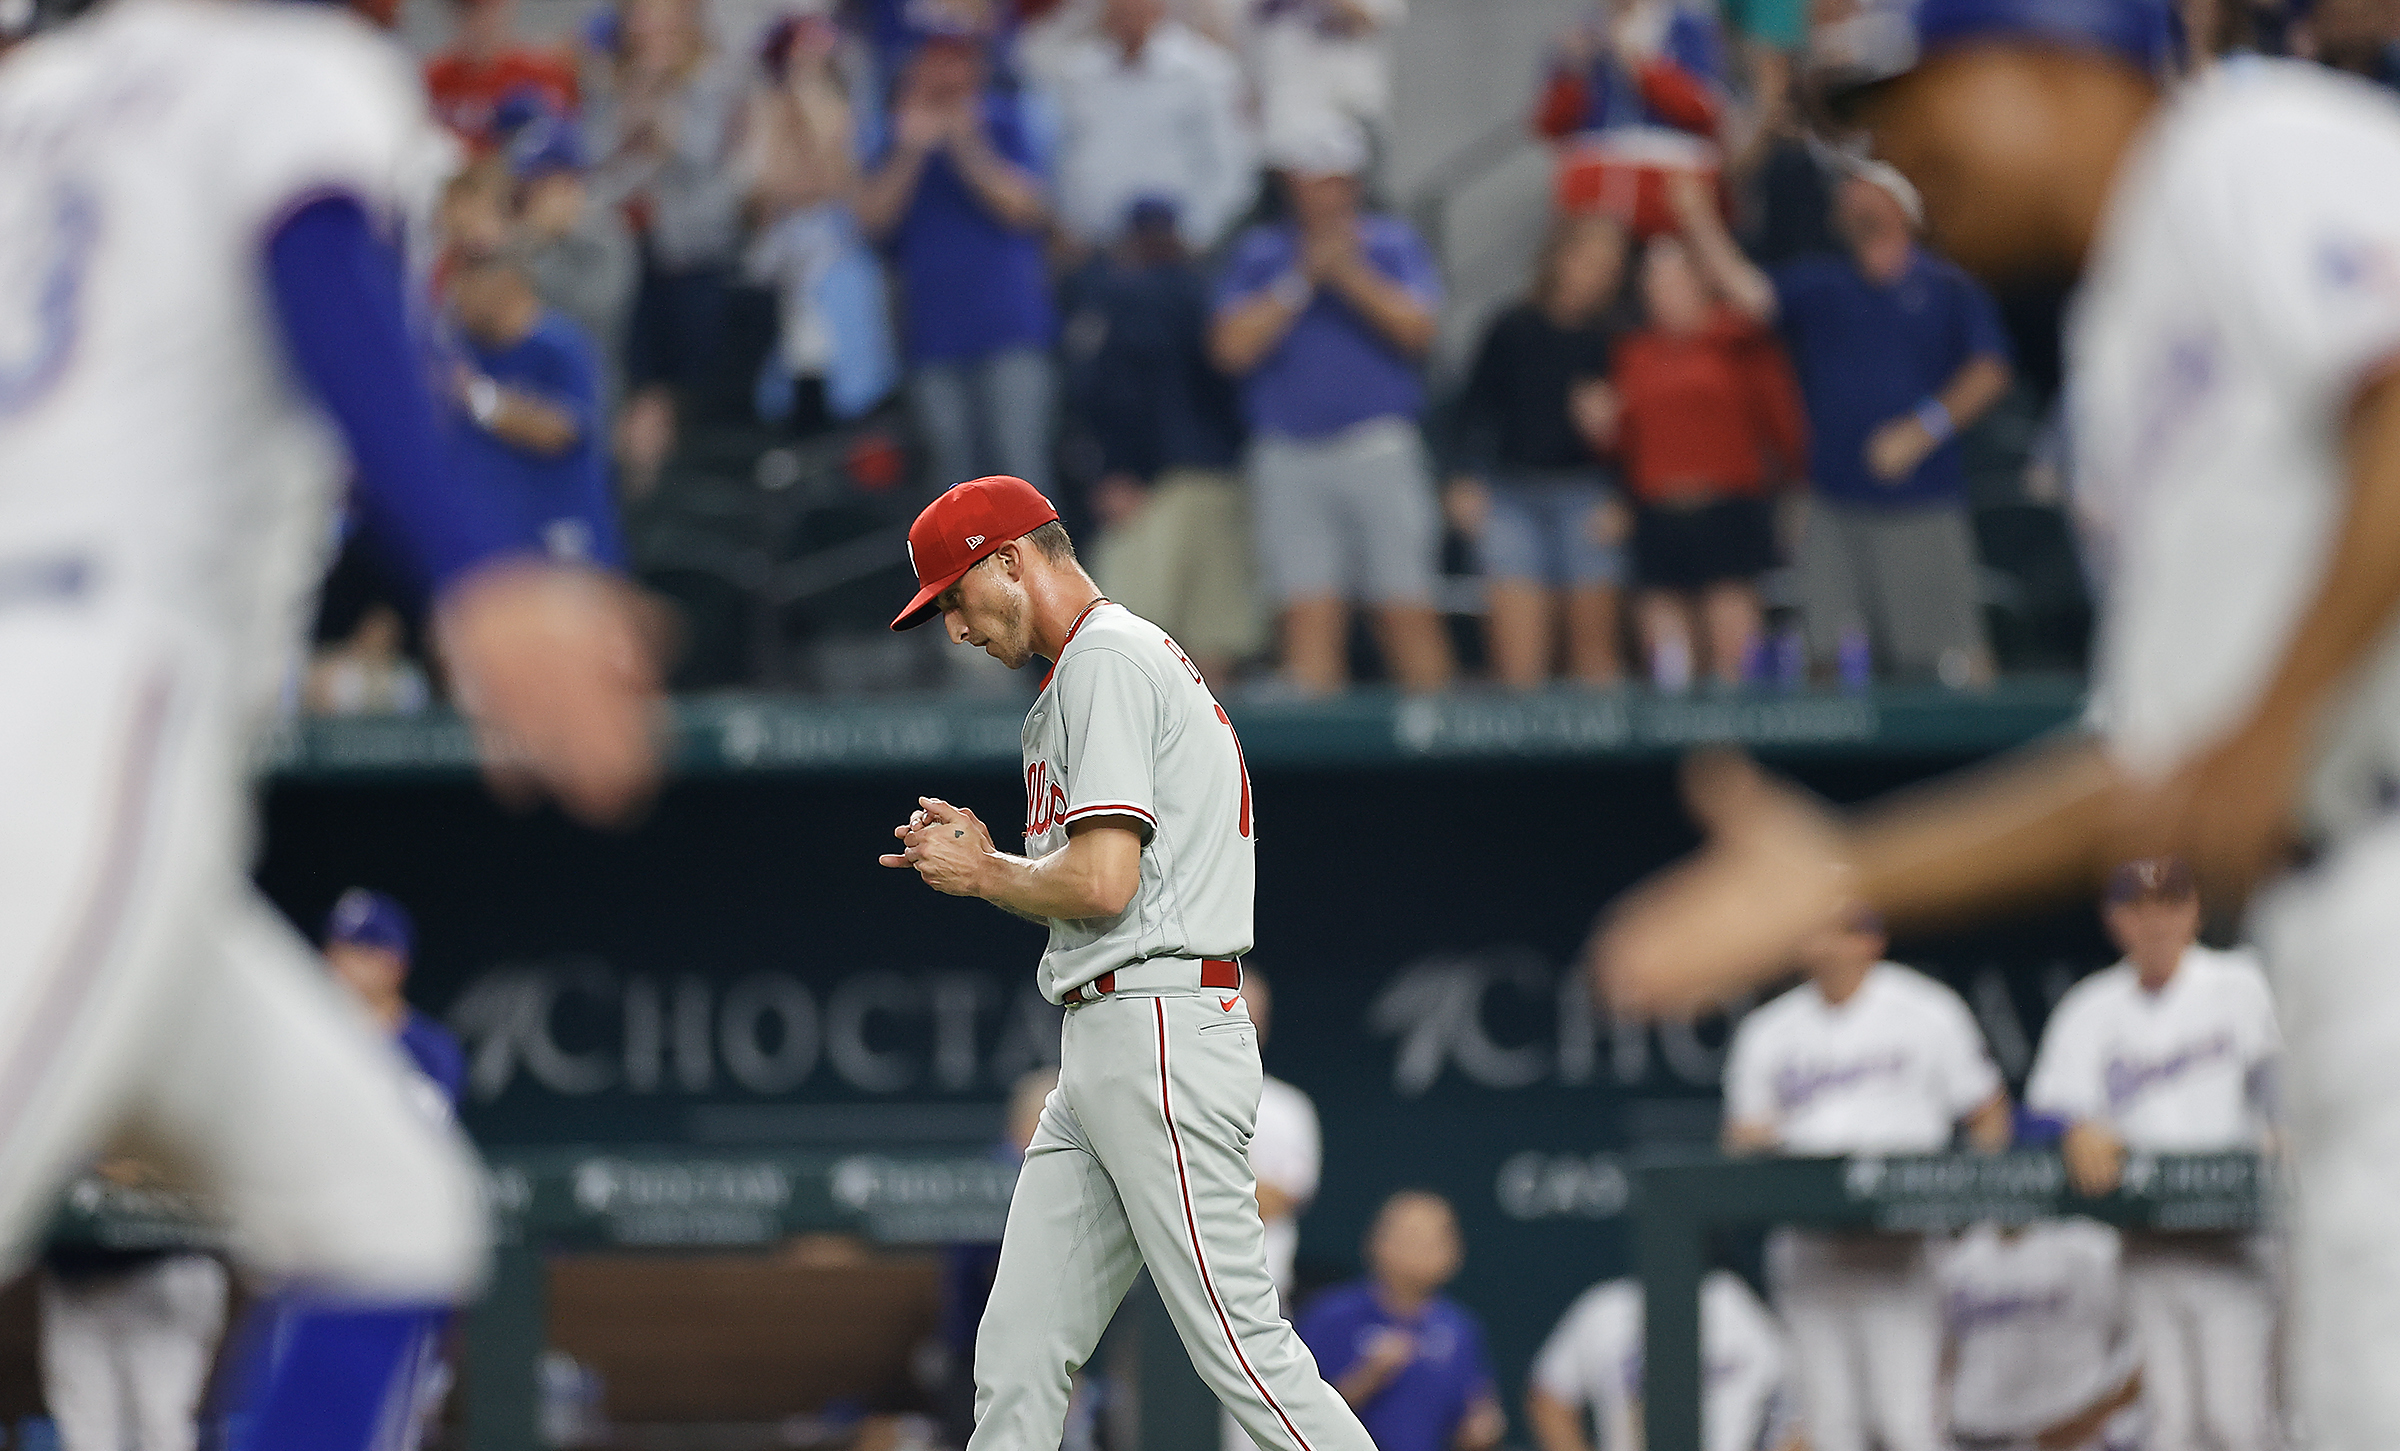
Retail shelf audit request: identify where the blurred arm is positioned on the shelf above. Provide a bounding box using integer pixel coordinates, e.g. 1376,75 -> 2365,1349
1527,1388 -> 1593,1451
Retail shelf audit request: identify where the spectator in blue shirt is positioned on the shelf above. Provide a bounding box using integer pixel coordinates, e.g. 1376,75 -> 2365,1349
1063,197 -> 1262,687
1298,1192 -> 1505,1451
857,32 -> 1058,500
1210,121 -> 1454,694
1676,167 -> 2013,687
448,246 -> 627,569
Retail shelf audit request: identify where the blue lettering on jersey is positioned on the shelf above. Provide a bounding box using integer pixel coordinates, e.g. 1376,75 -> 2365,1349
0,180 -> 98,419
2103,1031 -> 2236,1112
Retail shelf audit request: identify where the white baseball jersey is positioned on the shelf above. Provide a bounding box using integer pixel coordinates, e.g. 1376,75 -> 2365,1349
2025,947 -> 2280,1151
1722,964 -> 2002,1154
1251,1074 -> 1319,1296
1935,1220 -> 2135,1439
2073,59 -> 2400,839
1020,601 -> 1256,1003
1530,1272 -> 1786,1451
0,0 -> 425,730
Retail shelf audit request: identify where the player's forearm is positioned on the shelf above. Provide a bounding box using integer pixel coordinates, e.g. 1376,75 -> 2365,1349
1675,182 -> 1775,322
950,136 -> 1048,232
1964,1093 -> 2014,1152
1330,266 -> 1437,357
972,847 -> 1136,920
1525,1390 -> 1592,1451
485,389 -> 581,455
854,147 -> 931,238
1938,354 -> 2013,433
1842,733 -> 2126,931
1211,293 -> 1305,375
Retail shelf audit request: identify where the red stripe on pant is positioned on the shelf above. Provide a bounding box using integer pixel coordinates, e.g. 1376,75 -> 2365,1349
1153,998 -> 1314,1451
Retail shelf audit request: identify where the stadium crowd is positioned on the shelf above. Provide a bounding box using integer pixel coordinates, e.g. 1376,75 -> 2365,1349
308,0 -> 2110,705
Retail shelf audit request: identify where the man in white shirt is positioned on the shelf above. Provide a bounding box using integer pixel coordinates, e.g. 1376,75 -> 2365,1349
1720,909 -> 2010,1451
2025,858 -> 2282,1451
1054,0 -> 1258,255
1934,1220 -> 2141,1451
1526,1271 -> 1791,1451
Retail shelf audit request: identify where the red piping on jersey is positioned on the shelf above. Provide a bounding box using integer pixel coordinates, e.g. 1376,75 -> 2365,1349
1154,999 -> 1316,1451
1038,596 -> 1112,692
1062,800 -> 1158,828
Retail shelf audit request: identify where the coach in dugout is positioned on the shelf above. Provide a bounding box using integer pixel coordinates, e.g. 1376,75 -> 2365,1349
323,890 -> 467,1116
2024,858 -> 2282,1451
1719,907 -> 2011,1451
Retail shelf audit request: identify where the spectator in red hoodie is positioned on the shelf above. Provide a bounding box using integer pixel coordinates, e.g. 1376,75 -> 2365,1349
424,0 -> 580,150
1602,231 -> 1805,689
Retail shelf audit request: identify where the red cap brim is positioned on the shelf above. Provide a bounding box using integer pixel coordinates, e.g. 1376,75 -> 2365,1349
890,558 -> 975,631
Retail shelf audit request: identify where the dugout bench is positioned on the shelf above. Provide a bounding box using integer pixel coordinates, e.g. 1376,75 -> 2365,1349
1633,1151 -> 2269,1451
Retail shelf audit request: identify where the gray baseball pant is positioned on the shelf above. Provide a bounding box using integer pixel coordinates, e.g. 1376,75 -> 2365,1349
967,988 -> 1374,1451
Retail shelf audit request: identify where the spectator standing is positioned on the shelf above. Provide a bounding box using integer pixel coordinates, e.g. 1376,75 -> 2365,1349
1719,909 -> 2011,1451
858,31 -> 1059,497
1249,0 -> 1404,167
743,13 -> 900,435
1211,124 -> 1452,694
424,0 -> 580,150
503,107 -> 638,410
1933,1220 -> 2143,1451
585,0 -> 749,492
1297,1192 -> 1505,1451
1052,0 -> 1255,257
2024,859 -> 2283,1451
1605,230 -> 1805,689
1064,199 -> 1261,686
448,244 -> 627,568
1526,1271 -> 1790,1451
1675,167 -> 2013,687
1453,212 -> 1633,688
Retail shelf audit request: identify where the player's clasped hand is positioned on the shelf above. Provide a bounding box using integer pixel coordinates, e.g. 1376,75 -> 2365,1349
879,797 -> 995,897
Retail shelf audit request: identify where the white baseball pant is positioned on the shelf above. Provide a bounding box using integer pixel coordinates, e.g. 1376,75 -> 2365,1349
1766,1229 -> 1944,1451
968,987 -> 1375,1451
39,1254 -> 227,1451
2252,815 -> 2400,1451
0,618 -> 485,1299
2121,1243 -> 2279,1451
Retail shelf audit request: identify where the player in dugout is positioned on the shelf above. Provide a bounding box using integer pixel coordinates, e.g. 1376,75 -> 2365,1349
1717,907 -> 2011,1451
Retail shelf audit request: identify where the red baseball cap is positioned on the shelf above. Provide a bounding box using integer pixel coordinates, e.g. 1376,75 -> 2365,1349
890,475 -> 1060,630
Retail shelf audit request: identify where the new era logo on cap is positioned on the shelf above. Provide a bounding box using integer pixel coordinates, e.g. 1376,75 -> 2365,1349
890,477 -> 1060,631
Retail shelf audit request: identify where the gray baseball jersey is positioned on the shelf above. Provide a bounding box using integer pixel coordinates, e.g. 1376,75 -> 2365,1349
1022,601 -> 1255,1004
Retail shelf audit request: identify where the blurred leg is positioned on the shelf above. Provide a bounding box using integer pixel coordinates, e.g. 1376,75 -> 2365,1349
910,362 -> 980,491
1639,591 -> 1694,690
978,349 -> 1059,498
123,1255 -> 226,1451
2125,1262 -> 2200,1451
1562,586 -> 1624,686
1794,497 -> 1868,672
1769,1232 -> 1867,1451
1484,582 -> 1556,688
2190,1263 -> 2280,1451
1854,1269 -> 1944,1451
40,1272 -> 126,1451
1370,605 -> 1455,694
1279,599 -> 1350,696
1701,581 -> 1763,685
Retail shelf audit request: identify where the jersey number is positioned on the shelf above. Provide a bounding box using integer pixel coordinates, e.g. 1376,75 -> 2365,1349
0,180 -> 100,420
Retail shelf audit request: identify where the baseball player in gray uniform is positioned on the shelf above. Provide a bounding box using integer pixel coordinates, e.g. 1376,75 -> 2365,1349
880,474 -> 1376,1451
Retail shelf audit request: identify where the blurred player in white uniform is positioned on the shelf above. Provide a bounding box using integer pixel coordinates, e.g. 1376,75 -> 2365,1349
0,0 -> 657,1444
1226,968 -> 1323,1451
2027,858 -> 2282,1450
1934,1219 -> 2141,1451
1719,910 -> 2010,1451
1594,0 -> 2400,1445
1526,1270 -> 1791,1451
